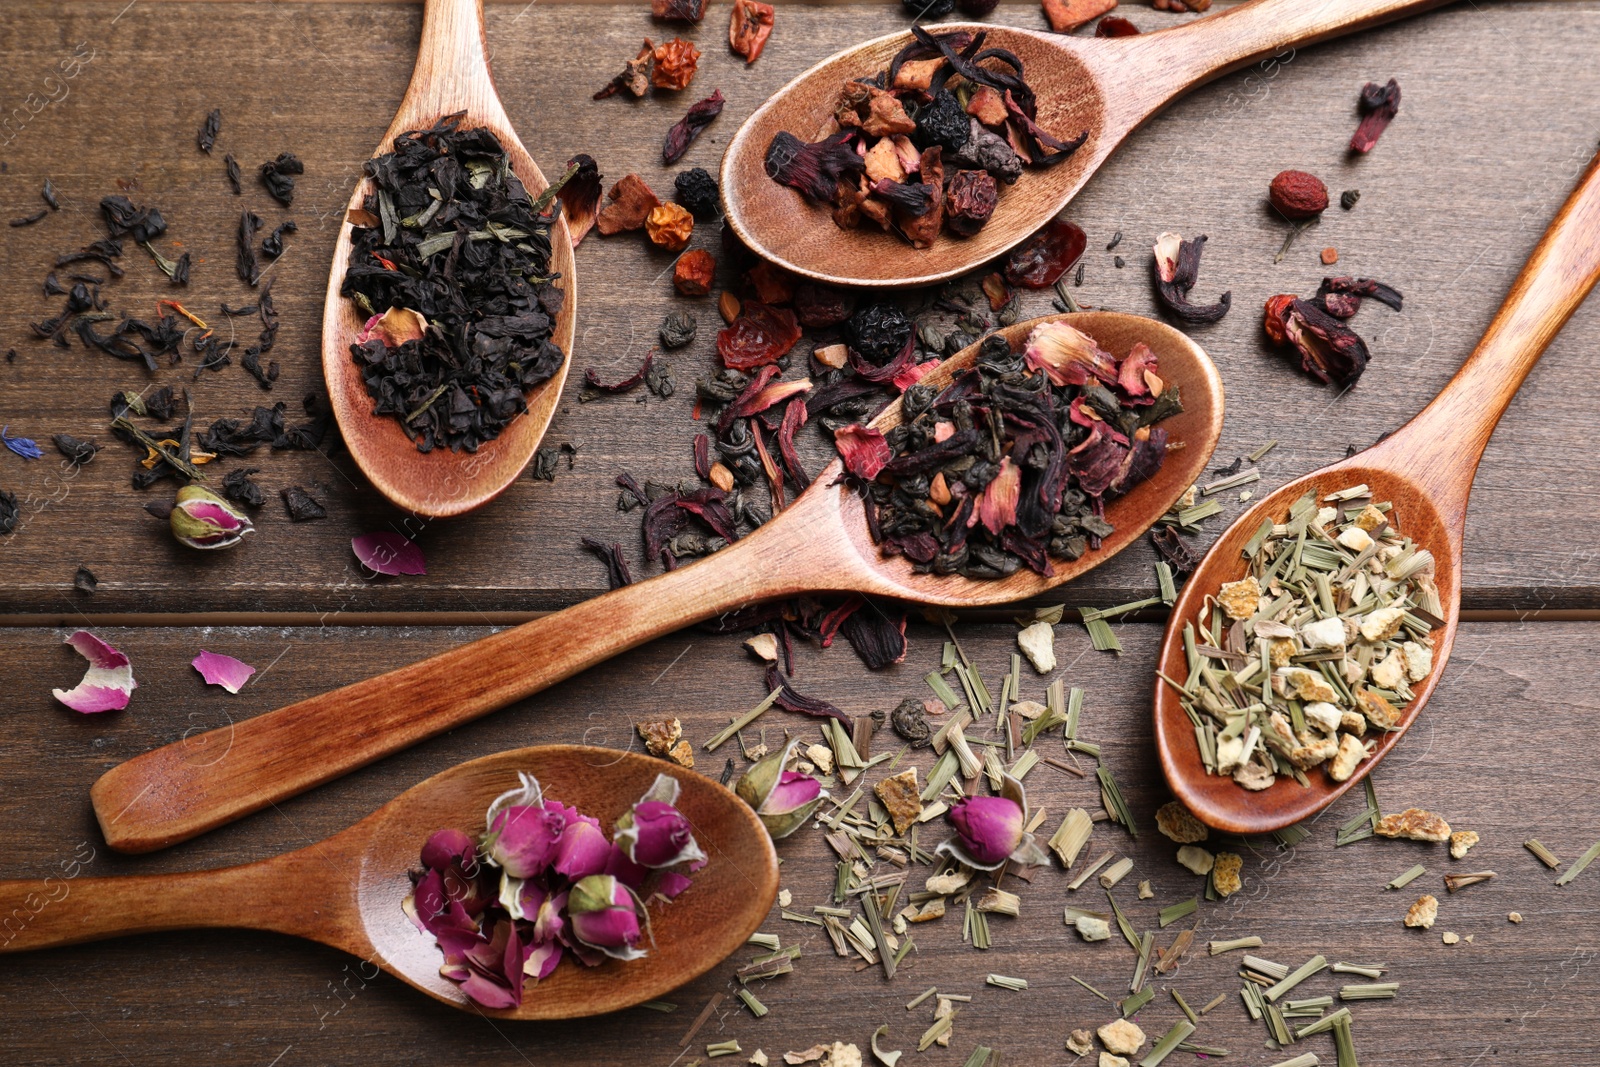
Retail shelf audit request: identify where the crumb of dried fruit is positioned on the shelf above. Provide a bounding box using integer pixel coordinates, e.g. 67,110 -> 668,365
1042,0 -> 1117,34
674,167 -> 721,219
667,739 -> 695,767
1099,1055 -> 1130,1067
673,248 -> 716,296
1508,911 -> 1523,924
806,742 -> 834,775
1176,844 -> 1214,876
719,291 -> 741,323
596,174 -> 660,235
1066,1029 -> 1094,1056
1321,246 -> 1339,265
1404,893 -> 1438,929
1212,851 -> 1243,897
1442,930 -> 1460,945
651,38 -> 701,91
1017,620 -> 1056,673
1096,1019 -> 1145,1057
874,767 -> 923,834
1217,575 -> 1260,620
814,342 -> 848,369
637,717 -> 683,757
1268,169 -> 1330,220
1276,666 -> 1337,703
751,1051 -> 769,1067
1449,830 -> 1479,859
1155,801 -> 1209,844
1327,733 -> 1367,782
708,462 -> 735,491
1138,880 -> 1154,900
1376,807 -> 1451,843
965,85 -> 1009,127
744,632 -> 778,662
647,202 -> 695,250
1075,915 -> 1111,941
1355,687 -> 1401,729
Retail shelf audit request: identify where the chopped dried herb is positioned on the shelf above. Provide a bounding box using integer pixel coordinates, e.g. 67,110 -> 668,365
237,210 -> 263,286
1349,78 -> 1400,154
261,220 -> 297,259
663,89 -> 725,165
1152,232 -> 1231,324
280,484 -> 326,521
198,108 -> 221,154
258,152 -> 304,206
10,209 -> 48,228
581,537 -> 634,589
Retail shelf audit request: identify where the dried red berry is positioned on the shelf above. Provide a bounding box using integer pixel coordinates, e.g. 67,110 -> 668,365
1268,169 -> 1329,220
673,248 -> 716,296
729,0 -> 775,65
1003,218 -> 1086,289
716,302 -> 801,370
1350,78 -> 1401,154
1262,294 -> 1296,345
651,38 -> 701,91
944,169 -> 998,238
1041,0 -> 1115,33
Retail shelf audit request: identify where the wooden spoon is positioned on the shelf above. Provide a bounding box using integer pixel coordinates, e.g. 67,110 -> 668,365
1154,151 -> 1600,836
10,747 -> 775,1017
321,0 -> 576,518
721,0 -> 1452,289
92,311 -> 1222,853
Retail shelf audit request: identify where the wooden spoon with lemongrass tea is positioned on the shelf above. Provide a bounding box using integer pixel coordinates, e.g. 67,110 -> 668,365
1154,150 -> 1600,836
719,0 -> 1453,289
93,310 -> 1223,853
321,0 -> 576,518
7,747 -> 776,1018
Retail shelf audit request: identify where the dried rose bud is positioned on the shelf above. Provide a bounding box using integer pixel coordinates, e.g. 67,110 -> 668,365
566,874 -> 648,960
651,38 -> 701,91
673,248 -> 716,296
551,818 -> 613,881
170,485 -> 254,550
1268,169 -> 1329,220
421,827 -> 478,872
646,202 -> 695,251
613,773 -> 707,868
937,773 -> 1051,870
485,804 -> 567,878
734,739 -> 824,840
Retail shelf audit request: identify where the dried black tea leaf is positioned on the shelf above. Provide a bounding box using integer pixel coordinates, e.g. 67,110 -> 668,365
221,467 -> 265,509
41,178 -> 59,211
258,152 -> 304,206
340,113 -> 566,454
100,196 -> 167,244
261,220 -> 297,259
74,566 -> 98,594
9,209 -> 47,227
52,434 -> 100,465
660,312 -> 697,349
0,489 -> 18,535
224,154 -> 242,195
198,109 -> 221,154
280,485 -> 326,521
237,210 -> 263,286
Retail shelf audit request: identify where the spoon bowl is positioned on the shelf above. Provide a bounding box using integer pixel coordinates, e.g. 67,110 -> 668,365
1154,150 -> 1600,834
721,0 -> 1454,288
322,0 -> 576,518
95,311 -> 1221,852
8,747 -> 778,1018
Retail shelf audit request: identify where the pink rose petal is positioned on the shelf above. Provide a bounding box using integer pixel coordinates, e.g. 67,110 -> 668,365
352,532 -> 427,577
192,650 -> 256,694
833,424 -> 892,481
655,871 -> 693,900
52,631 -> 136,713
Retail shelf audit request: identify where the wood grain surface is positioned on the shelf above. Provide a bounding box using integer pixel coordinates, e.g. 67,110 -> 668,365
3,619 -> 1598,1064
1,1 -> 1599,614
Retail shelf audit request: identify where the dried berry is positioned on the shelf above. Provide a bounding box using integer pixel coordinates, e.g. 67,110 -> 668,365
1262,293 -> 1296,345
1268,169 -> 1329,220
646,203 -> 695,251
663,90 -> 725,165
717,302 -> 801,370
652,0 -> 704,21
944,169 -> 998,237
651,38 -> 701,91
845,304 -> 913,365
948,119 -> 1022,184
1151,231 -> 1231,324
674,167 -> 720,219
1350,78 -> 1400,153
793,282 -> 855,328
915,90 -> 971,154
729,0 -> 775,64
596,174 -> 661,235
673,248 -> 716,296
1004,218 -> 1086,289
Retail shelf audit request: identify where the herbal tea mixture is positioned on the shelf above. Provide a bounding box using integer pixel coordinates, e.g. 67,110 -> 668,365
341,113 -> 568,454
1167,486 -> 1440,791
765,27 -> 1085,249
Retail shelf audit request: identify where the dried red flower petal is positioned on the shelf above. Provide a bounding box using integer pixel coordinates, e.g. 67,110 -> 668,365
556,154 -> 602,247
1117,341 -> 1159,399
595,174 -> 660,236
673,248 -> 716,296
974,456 -> 1021,535
1004,218 -> 1087,289
767,131 -> 867,204
1321,275 -> 1403,311
663,90 -> 725,165
729,0 -> 775,64
716,301 -> 801,370
586,351 -> 655,394
1151,232 -> 1231,324
652,0 -> 704,22
833,424 -> 892,480
651,38 -> 701,91
944,169 -> 998,238
1350,78 -> 1400,154
840,606 -> 908,670
1282,297 -> 1370,387
776,396 -> 810,488
764,665 -> 849,723
1096,15 -> 1140,35
745,261 -> 795,305
1262,293 -> 1296,345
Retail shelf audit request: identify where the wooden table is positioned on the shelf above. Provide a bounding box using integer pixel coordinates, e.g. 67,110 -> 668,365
2,1 -> 1597,1063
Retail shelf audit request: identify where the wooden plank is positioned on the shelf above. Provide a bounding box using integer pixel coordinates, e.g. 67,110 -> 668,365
1,2 -> 1598,616
0,618 -> 1593,1062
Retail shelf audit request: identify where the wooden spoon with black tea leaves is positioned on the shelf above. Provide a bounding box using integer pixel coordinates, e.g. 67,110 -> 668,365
1154,151 -> 1600,836
9,747 -> 776,1017
720,0 -> 1452,289
321,0 -> 576,518
93,311 -> 1223,852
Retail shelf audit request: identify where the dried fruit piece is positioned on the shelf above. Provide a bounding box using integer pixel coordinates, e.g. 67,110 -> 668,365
594,40 -> 655,100
596,174 -> 661,235
1404,893 -> 1438,929
652,0 -> 705,21
1211,851 -> 1243,896
651,38 -> 702,91
1217,575 -> 1260,620
1176,845 -> 1214,875
1268,169 -> 1330,220
1004,218 -> 1087,288
1155,801 -> 1209,844
1327,734 -> 1367,782
1450,830 -> 1479,859
1375,807 -> 1452,843
646,202 -> 695,251
673,248 -> 716,296
1321,246 -> 1339,265
1016,620 -> 1055,673
945,169 -> 998,237
1350,78 -> 1401,153
729,0 -> 775,64
1096,1019 -> 1145,1057
1042,0 -> 1117,34
636,716 -> 683,757
874,768 -> 923,834
716,302 -> 801,370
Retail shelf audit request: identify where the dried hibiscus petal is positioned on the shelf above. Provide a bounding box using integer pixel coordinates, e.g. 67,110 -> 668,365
586,351 -> 656,394
663,90 -> 725,165
1321,275 -> 1403,312
652,0 -> 704,22
1349,78 -> 1400,154
1151,231 -> 1231,324
556,154 -> 602,247
729,0 -> 775,64
716,302 -> 801,370
840,606 -> 908,670
651,38 -> 701,91
871,178 -> 935,218
1004,218 -> 1086,289
764,665 -> 849,723
834,424 -> 892,480
1282,297 -> 1370,387
766,131 -> 866,203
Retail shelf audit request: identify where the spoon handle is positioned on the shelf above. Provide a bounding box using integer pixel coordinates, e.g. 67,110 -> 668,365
1106,0 -> 1453,115
90,501 -> 854,854
396,0 -> 500,127
0,853 -> 346,953
1368,150 -> 1600,509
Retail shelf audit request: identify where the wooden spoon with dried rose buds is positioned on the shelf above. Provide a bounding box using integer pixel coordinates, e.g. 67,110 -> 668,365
3,747 -> 776,1018
720,0 -> 1454,289
1154,150 -> 1600,835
